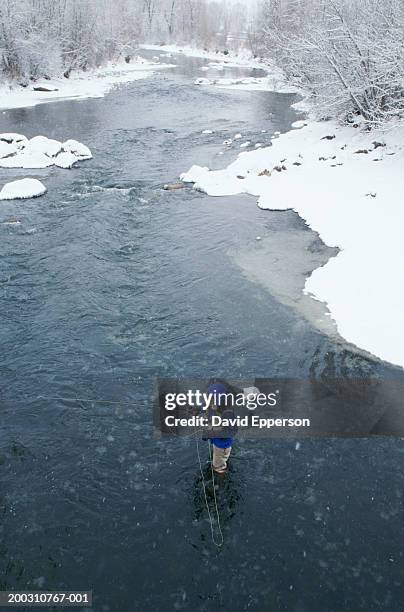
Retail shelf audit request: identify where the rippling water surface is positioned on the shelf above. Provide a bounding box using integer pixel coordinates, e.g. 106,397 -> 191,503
0,53 -> 403,611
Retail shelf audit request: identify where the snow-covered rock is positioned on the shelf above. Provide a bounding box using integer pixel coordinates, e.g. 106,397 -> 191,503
32,84 -> 59,92
292,120 -> 308,129
0,151 -> 53,168
62,139 -> 92,159
234,133 -> 242,139
0,141 -> 18,158
202,129 -> 214,134
0,178 -> 47,200
0,133 -> 27,145
194,78 -> 212,85
54,152 -> 79,169
25,135 -> 62,157
240,141 -> 251,148
0,134 -> 91,168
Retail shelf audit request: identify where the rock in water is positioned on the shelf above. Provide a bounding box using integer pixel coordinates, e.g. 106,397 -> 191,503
0,178 -> 47,200
0,133 -> 27,145
62,139 -> 92,159
54,152 -> 79,169
0,151 -> 53,169
0,135 -> 92,168
194,78 -> 212,85
33,85 -> 59,92
163,182 -> 185,191
0,141 -> 18,158
25,135 -> 62,157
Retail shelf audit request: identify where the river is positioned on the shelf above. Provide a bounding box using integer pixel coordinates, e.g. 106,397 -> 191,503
0,52 -> 403,611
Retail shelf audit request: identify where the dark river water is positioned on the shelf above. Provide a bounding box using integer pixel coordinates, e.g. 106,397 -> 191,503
0,52 -> 403,611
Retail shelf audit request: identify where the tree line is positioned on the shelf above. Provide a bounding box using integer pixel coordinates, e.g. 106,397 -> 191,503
1,0 -> 403,125
259,0 -> 404,125
0,0 -> 252,81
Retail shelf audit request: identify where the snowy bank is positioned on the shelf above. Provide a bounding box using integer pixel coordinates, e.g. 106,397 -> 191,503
140,43 -> 266,70
0,134 -> 91,169
141,44 -> 295,94
0,57 -> 175,111
194,76 -> 297,93
181,121 -> 404,368
0,178 -> 46,200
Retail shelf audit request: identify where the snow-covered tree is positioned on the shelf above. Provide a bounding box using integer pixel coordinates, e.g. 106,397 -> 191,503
0,0 -> 143,80
261,0 -> 404,124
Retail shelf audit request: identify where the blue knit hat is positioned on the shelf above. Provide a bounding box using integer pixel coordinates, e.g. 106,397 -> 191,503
207,382 -> 229,406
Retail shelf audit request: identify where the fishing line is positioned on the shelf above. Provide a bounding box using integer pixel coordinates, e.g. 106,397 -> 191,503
37,395 -> 137,406
195,434 -> 224,548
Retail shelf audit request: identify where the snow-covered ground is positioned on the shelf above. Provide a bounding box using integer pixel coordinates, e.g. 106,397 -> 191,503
0,57 -> 175,111
181,118 -> 404,369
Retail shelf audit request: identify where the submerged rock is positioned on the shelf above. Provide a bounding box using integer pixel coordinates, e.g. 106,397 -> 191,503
3,219 -> 21,225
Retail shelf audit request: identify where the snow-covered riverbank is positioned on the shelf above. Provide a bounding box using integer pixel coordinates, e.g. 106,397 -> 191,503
0,57 -> 174,111
142,44 -> 296,93
140,43 -> 266,69
181,118 -> 404,369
